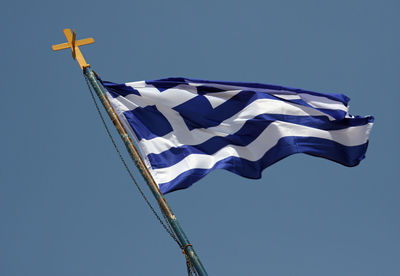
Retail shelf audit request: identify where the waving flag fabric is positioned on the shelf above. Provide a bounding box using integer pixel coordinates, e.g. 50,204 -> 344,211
102,77 -> 374,194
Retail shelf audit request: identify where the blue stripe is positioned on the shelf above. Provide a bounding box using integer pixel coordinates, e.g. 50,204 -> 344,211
146,77 -> 350,106
158,137 -> 370,194
146,78 -> 187,92
148,115 -> 372,169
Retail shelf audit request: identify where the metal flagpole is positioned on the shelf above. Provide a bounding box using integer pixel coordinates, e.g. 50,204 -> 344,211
52,29 -> 208,276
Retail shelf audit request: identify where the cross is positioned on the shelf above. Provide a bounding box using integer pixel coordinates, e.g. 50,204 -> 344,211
52,28 -> 95,70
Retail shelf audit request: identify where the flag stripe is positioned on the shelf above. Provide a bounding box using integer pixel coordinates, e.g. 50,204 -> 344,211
147,114 -> 372,169
150,121 -> 373,184
157,137 -> 370,194
145,77 -> 350,105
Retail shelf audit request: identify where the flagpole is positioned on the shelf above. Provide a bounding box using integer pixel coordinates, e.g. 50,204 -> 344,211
52,29 -> 208,275
83,66 -> 208,276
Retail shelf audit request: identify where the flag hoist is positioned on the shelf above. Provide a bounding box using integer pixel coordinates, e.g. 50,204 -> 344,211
52,29 -> 208,276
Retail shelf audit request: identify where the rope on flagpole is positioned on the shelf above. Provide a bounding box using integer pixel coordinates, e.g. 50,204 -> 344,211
84,75 -> 198,276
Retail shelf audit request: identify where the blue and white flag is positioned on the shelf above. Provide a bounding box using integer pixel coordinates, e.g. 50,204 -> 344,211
102,77 -> 374,194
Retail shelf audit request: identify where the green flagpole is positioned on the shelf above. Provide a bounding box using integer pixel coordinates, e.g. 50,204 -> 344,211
52,29 -> 208,276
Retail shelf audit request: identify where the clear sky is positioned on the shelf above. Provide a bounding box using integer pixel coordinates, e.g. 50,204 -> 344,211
1,0 -> 399,275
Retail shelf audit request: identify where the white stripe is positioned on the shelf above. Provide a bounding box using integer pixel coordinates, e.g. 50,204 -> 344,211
137,98 -> 346,155
203,89 -> 242,108
125,80 -> 146,88
271,93 -> 348,113
272,94 -> 301,100
150,122 -> 373,184
298,93 -> 348,112
126,84 -> 198,108
107,93 -> 130,114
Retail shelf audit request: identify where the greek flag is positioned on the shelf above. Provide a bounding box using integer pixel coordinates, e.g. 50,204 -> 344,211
102,77 -> 374,194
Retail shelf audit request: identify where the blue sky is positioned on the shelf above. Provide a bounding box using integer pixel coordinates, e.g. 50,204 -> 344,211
1,0 -> 399,275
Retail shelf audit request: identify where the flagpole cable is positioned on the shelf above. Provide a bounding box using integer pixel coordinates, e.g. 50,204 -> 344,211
84,74 -> 199,276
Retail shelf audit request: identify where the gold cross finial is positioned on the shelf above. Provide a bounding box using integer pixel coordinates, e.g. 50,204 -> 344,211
52,29 -> 95,70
